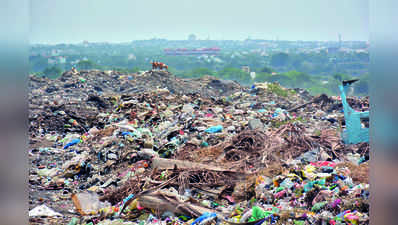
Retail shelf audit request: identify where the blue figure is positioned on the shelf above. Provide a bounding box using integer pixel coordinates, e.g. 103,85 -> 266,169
339,80 -> 369,144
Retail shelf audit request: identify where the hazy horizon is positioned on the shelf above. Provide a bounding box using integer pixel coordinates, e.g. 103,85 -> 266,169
30,38 -> 369,46
30,0 -> 369,44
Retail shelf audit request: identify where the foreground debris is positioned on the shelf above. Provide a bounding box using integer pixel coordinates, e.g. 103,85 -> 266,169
29,70 -> 370,224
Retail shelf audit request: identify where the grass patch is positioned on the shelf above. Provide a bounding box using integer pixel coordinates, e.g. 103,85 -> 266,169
267,83 -> 293,97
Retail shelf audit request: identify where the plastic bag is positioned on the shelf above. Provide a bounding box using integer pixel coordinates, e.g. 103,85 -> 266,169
205,125 -> 223,133
72,192 -> 111,215
64,138 -> 81,149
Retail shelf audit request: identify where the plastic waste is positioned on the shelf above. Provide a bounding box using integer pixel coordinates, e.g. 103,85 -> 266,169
200,141 -> 209,147
339,84 -> 369,144
294,220 -> 305,225
64,138 -> 81,149
204,125 -> 223,133
200,200 -> 212,208
67,217 -> 79,225
344,212 -> 360,225
249,206 -> 277,222
280,178 -> 294,189
191,212 -> 217,225
299,149 -> 320,163
121,131 -> 134,136
29,204 -> 62,217
311,201 -> 328,212
310,161 -> 336,168
329,199 -> 341,208
37,168 -> 57,177
71,192 -> 111,215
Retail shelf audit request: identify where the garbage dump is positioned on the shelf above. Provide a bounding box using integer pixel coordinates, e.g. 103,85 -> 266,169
29,69 -> 370,224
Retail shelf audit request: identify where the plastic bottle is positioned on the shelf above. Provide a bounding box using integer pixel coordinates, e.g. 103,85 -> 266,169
201,200 -> 211,208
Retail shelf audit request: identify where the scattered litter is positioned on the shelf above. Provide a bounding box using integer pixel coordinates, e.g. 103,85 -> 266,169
28,70 -> 370,224
29,205 -> 62,217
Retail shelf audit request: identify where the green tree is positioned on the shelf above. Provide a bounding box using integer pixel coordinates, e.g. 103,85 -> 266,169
354,73 -> 369,95
112,67 -> 129,74
128,67 -> 140,73
324,79 -> 341,95
32,71 -> 44,77
299,61 -> 315,73
354,80 -> 368,95
307,86 -> 333,96
189,68 -> 215,78
217,67 -> 250,84
267,74 -> 291,86
254,72 -> 271,83
31,57 -> 49,72
289,56 -> 303,69
332,73 -> 351,82
270,52 -> 289,67
77,60 -> 96,70
260,66 -> 274,73
283,71 -> 312,87
43,66 -> 62,79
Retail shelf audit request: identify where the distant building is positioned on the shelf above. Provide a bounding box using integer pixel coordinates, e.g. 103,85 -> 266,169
241,66 -> 250,73
164,47 -> 220,55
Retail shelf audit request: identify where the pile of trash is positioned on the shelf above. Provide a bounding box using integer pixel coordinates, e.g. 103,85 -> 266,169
29,69 -> 369,224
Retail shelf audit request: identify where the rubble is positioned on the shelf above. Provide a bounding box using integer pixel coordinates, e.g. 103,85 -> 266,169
29,69 -> 370,224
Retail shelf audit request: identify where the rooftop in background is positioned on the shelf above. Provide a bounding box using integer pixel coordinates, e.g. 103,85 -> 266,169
164,47 -> 221,55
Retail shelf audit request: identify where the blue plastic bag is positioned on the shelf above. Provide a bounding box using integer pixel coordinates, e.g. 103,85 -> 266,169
121,131 -> 134,136
118,193 -> 135,215
191,212 -> 217,225
64,139 -> 81,149
205,125 -> 223,133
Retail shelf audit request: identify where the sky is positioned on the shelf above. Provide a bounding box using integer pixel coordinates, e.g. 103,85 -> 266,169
30,0 -> 369,44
